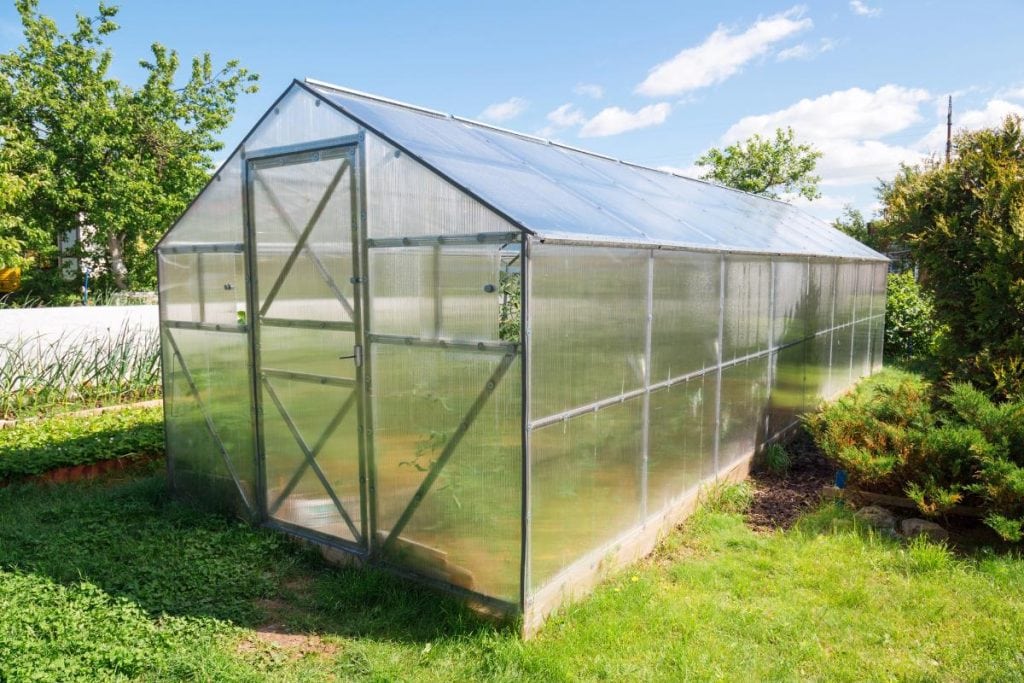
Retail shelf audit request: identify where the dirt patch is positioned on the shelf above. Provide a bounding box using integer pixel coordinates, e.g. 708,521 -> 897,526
747,431 -> 835,532
238,623 -> 339,657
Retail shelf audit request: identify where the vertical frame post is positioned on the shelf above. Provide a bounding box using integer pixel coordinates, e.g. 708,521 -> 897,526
712,254 -> 726,475
764,258 -> 777,447
354,134 -> 379,556
155,253 -> 175,495
519,235 -> 533,616
242,152 -> 268,522
639,249 -> 654,518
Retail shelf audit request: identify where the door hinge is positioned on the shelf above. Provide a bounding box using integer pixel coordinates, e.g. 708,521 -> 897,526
354,344 -> 363,368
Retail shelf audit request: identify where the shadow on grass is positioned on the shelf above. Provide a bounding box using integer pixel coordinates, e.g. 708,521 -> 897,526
0,469 -> 507,643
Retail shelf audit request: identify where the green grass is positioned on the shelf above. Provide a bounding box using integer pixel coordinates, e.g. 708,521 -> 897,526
0,406 -> 164,480
1,475 -> 1023,681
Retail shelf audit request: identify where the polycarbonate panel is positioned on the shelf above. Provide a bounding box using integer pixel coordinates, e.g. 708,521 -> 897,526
772,259 -> 809,346
651,250 -> 721,382
530,397 -> 643,590
808,260 -> 836,334
530,245 -> 647,419
244,84 -> 359,153
717,356 -> 770,469
197,252 -> 247,326
158,252 -> 199,322
371,344 -> 521,602
804,331 -> 832,410
830,325 -> 855,397
647,375 -> 716,513
722,256 -> 771,361
853,263 -> 874,323
364,134 -> 522,239
871,314 -> 885,371
769,341 -> 806,437
834,262 -> 859,328
163,327 -> 255,513
160,153 -> 245,246
250,149 -> 356,324
309,82 -> 888,261
263,378 -> 361,543
852,317 -> 873,380
369,244 -> 517,342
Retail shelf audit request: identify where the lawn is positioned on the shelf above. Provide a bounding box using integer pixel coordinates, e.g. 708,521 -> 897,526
1,469 -> 1022,681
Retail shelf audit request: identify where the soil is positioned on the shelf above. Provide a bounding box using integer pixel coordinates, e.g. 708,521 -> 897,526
746,431 -> 836,532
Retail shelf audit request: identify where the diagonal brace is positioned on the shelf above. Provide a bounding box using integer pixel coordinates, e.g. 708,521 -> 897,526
268,389 -> 358,515
165,329 -> 255,513
255,161 -> 355,319
262,377 -> 361,541
381,350 -> 518,554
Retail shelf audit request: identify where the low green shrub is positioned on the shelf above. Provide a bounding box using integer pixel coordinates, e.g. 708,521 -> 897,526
0,406 -> 164,479
764,443 -> 791,475
884,271 -> 939,363
806,370 -> 1024,541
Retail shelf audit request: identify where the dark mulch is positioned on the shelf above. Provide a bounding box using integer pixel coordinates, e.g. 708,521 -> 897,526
747,430 -> 836,532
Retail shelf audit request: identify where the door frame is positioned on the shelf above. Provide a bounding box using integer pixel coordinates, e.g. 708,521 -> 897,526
242,133 -> 374,554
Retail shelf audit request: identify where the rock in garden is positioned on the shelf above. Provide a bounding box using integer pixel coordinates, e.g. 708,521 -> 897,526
900,518 -> 949,542
854,505 -> 897,530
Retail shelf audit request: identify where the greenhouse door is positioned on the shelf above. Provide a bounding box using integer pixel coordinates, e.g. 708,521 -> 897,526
246,141 -> 368,550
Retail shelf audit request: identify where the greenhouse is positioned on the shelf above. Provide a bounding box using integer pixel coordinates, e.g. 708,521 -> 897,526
155,78 -> 887,635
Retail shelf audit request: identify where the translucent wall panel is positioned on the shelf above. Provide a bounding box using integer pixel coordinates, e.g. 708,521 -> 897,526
530,398 -> 643,590
162,327 -> 255,515
804,331 -> 833,411
647,375 -> 716,512
244,85 -> 359,153
161,153 -> 245,246
651,250 -> 721,382
159,252 -> 200,322
371,344 -> 521,602
250,148 -> 356,325
872,315 -> 885,371
364,134 -> 522,240
717,357 -> 770,469
773,259 -> 809,347
834,262 -> 859,328
852,317 -> 873,381
529,245 -> 647,419
722,256 -> 771,361
830,325 -> 854,398
369,244 -> 517,342
769,340 -> 806,437
808,261 -> 836,335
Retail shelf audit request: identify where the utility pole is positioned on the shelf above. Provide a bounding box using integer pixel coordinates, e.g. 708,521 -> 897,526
945,95 -> 953,164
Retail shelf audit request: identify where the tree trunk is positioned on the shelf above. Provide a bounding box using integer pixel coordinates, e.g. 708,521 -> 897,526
106,232 -> 128,290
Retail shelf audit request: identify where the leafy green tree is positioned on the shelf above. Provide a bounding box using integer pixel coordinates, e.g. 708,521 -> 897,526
0,0 -> 258,293
695,126 -> 823,201
832,204 -> 888,251
876,115 -> 1024,397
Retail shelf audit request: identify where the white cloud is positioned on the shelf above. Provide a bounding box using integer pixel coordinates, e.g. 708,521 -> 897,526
574,83 -> 604,99
995,85 -> 1024,101
636,6 -> 812,97
723,85 -> 930,142
849,1 -> 881,17
580,103 -> 672,138
776,44 -> 811,61
777,37 -> 836,62
717,85 -> 931,188
479,97 -> 528,123
547,103 -> 587,128
918,98 -> 1024,152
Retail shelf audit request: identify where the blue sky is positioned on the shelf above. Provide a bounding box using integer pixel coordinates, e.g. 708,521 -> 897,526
4,1 -> 1024,221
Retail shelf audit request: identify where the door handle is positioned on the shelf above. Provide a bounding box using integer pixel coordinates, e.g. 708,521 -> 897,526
339,345 -> 363,367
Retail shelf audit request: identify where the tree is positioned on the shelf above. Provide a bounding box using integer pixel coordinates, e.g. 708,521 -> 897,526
876,115 -> 1024,397
0,0 -> 258,293
832,204 -> 887,250
695,127 -> 822,201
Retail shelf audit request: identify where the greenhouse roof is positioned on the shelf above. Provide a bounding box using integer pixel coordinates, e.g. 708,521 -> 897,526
303,79 -> 886,261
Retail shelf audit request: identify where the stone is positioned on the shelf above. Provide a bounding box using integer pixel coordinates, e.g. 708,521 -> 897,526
900,518 -> 949,543
854,505 -> 897,530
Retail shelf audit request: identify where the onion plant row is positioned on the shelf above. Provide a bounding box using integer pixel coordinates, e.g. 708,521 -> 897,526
0,323 -> 161,419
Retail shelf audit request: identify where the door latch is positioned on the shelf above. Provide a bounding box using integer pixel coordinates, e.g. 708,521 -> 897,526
339,344 -> 363,367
